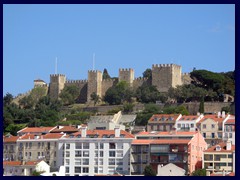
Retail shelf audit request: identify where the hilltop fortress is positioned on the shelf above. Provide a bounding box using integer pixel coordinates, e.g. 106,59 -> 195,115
34,64 -> 191,103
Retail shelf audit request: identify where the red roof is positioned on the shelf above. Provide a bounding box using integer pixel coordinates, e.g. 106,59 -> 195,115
148,114 -> 181,122
210,172 -> 235,176
136,131 -> 196,136
3,135 -> 19,143
204,142 -> 235,153
132,139 -> 190,145
225,119 -> 235,125
18,127 -> 55,134
3,160 -> 41,166
50,126 -> 79,133
197,115 -> 225,125
19,133 -> 64,140
68,130 -> 134,139
178,115 -> 199,121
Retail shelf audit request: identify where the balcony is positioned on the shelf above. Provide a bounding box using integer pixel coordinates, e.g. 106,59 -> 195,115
220,158 -> 232,162
179,127 -> 190,132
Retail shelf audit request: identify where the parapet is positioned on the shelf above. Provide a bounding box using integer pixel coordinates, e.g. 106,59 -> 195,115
134,77 -> 148,81
152,64 -> 181,68
50,74 -> 66,77
119,68 -> 134,72
88,70 -> 102,73
182,73 -> 190,76
66,79 -> 88,84
102,78 -> 116,82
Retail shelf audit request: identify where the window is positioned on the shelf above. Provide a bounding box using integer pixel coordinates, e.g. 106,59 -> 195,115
186,124 -> 189,128
100,143 -> 104,149
229,133 -> 232,138
25,152 -> 27,156
54,161 -> 56,166
109,159 -> 115,165
66,144 -> 70,149
83,151 -> 89,157
75,159 -> 81,166
83,143 -> 89,149
42,152 -> 44,156
100,151 -> 104,157
75,151 -> 82,157
75,143 -> 82,149
211,124 -> 215,129
211,133 -> 215,138
95,143 -> 99,149
38,142 -> 41,148
54,151 -> 56,157
65,167 -> 69,173
42,142 -> 44,148
25,143 -> 28,148
177,124 -> 181,128
94,167 -> 98,173
75,167 -> 81,173
120,134 -> 125,138
191,123 -> 194,128
109,151 -> 115,157
82,167 -> 89,173
203,133 -> 206,138
82,159 -> 89,165
116,159 -> 123,165
38,152 -> 40,156
29,142 -> 32,149
55,142 -> 57,148
109,143 -> 115,149
66,151 -> 70,157
203,124 -> 206,129
66,159 -> 70,165
99,159 -> 103,165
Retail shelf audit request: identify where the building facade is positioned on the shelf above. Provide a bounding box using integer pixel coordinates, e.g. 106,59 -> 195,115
57,127 -> 134,176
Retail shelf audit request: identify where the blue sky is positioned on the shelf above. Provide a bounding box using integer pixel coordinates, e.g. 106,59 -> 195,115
3,4 -> 235,97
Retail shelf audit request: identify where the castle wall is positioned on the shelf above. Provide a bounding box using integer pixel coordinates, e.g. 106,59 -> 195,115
65,80 -> 88,103
101,79 -> 118,98
133,77 -> 150,90
49,74 -> 66,100
87,70 -> 102,102
119,68 -> 134,85
171,64 -> 182,87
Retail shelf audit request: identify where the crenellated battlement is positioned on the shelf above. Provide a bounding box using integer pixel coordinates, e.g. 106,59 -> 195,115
102,78 -> 116,82
88,70 -> 101,73
119,68 -> 134,72
134,77 -> 148,81
182,73 -> 190,76
152,63 -> 181,68
66,79 -> 88,84
50,74 -> 66,77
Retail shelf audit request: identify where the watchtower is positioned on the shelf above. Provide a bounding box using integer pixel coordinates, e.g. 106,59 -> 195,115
152,64 -> 182,92
49,74 -> 66,100
87,70 -> 102,102
118,68 -> 134,85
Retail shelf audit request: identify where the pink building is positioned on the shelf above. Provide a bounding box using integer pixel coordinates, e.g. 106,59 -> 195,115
131,131 -> 207,175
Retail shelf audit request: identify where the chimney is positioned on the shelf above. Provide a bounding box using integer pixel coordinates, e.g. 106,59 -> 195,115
217,111 -> 221,118
115,126 -> 120,138
81,126 -> 87,138
206,171 -> 210,176
222,111 -> 226,118
226,140 -> 231,150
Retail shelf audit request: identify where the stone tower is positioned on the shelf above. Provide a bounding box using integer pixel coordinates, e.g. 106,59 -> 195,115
152,64 -> 182,92
87,70 -> 102,102
49,74 -> 66,100
118,68 -> 134,85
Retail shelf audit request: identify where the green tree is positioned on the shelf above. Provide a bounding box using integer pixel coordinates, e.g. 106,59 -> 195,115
191,169 -> 206,176
143,165 -> 156,176
59,85 -> 80,105
30,86 -> 48,106
136,85 -> 164,103
143,68 -> 152,80
3,93 -> 13,106
90,92 -> 101,106
5,124 -> 26,136
175,105 -> 189,115
123,103 -> 134,113
103,68 -> 111,79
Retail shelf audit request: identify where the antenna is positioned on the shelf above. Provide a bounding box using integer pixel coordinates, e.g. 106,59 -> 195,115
93,53 -> 95,70
55,57 -> 58,74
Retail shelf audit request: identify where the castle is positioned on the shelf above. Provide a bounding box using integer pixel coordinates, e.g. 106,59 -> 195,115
34,64 -> 191,103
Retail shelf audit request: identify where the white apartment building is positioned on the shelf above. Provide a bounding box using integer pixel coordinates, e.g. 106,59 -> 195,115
175,114 -> 204,132
222,115 -> 235,145
57,126 -> 134,176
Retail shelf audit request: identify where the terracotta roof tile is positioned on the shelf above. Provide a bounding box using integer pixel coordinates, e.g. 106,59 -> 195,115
178,115 -> 199,121
68,130 -> 134,139
19,133 -> 64,140
3,160 -> 41,166
18,127 -> 55,134
132,139 -> 190,145
3,136 -> 19,143
148,114 -> 181,122
50,126 -> 79,133
136,131 -> 196,136
225,119 -> 235,124
204,142 -> 235,153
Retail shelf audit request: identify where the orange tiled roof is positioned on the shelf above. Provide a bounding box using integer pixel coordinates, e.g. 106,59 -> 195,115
148,114 -> 181,122
197,115 -> 225,125
3,160 -> 41,166
68,130 -> 135,138
136,131 -> 196,136
19,133 -> 64,140
210,172 -> 235,176
225,119 -> 235,124
50,126 -> 79,133
131,139 -> 190,145
204,142 -> 235,153
3,136 -> 19,143
178,115 -> 199,121
18,127 -> 55,133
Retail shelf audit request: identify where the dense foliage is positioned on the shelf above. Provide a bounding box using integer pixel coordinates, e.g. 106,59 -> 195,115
143,165 -> 156,176
191,169 -> 206,176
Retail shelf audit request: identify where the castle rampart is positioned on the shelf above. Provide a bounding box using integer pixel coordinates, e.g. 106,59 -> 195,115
47,63 -> 188,102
